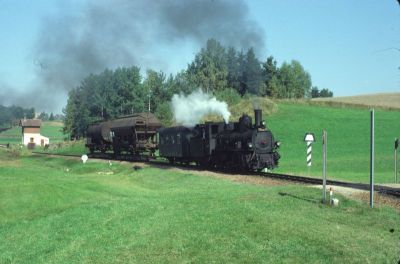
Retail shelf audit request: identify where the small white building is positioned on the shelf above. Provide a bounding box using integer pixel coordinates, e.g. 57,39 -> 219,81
20,119 -> 49,147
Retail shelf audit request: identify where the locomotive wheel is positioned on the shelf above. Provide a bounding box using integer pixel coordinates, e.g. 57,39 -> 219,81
168,158 -> 175,165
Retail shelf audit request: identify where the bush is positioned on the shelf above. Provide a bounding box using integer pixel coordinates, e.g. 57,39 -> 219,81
214,88 -> 242,106
155,102 -> 173,126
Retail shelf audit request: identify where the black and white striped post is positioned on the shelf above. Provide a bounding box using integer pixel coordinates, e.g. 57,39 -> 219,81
307,142 -> 312,166
304,133 -> 316,169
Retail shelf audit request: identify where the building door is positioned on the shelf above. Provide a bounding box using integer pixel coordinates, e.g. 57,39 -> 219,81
41,139 -> 44,146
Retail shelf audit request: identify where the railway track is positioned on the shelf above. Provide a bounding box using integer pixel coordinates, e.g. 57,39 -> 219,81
31,151 -> 400,198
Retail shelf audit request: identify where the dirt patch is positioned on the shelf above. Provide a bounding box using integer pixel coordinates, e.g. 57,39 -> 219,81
311,185 -> 400,210
151,163 -> 290,186
0,159 -> 21,167
352,192 -> 400,211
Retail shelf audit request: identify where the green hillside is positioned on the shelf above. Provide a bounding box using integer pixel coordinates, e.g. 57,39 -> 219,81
8,102 -> 398,184
0,126 -> 22,144
0,121 -> 65,145
268,102 -> 400,184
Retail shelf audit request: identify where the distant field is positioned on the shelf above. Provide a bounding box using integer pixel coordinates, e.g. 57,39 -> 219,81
0,149 -> 399,263
311,92 -> 400,109
268,102 -> 400,183
0,120 -> 65,145
0,126 -> 22,144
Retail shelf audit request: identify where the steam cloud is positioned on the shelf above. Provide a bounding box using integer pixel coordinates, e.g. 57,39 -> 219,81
172,89 -> 231,126
2,0 -> 266,112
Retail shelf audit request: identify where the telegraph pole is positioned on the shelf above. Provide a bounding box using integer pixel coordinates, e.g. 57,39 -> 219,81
395,138 -> 399,183
370,109 -> 375,208
322,130 -> 327,203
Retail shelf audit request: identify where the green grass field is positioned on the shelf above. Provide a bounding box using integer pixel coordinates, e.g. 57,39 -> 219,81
0,121 -> 65,145
0,148 -> 399,263
2,102 -> 399,184
268,103 -> 400,184
0,126 -> 22,144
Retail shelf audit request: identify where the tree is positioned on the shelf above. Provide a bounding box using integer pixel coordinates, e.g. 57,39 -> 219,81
0,105 -> 37,127
63,66 -> 147,138
154,101 -> 173,126
263,56 -> 280,98
226,47 -> 240,92
38,112 -> 49,121
243,48 -> 264,96
187,38 -> 228,93
310,87 -> 334,98
143,69 -> 167,113
278,60 -> 311,98
311,86 -> 320,98
319,88 -> 333,97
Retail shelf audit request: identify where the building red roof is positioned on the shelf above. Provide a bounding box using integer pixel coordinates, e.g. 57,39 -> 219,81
20,119 -> 42,127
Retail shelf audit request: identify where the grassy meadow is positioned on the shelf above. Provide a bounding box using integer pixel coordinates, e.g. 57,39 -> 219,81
0,148 -> 399,263
0,121 -> 65,145
267,102 -> 400,184
311,92 -> 400,110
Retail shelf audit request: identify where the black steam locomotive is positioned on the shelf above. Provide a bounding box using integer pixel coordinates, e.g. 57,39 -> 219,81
86,113 -> 162,156
158,109 -> 280,171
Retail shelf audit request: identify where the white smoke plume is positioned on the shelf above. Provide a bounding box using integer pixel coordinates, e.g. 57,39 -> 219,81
172,89 -> 231,126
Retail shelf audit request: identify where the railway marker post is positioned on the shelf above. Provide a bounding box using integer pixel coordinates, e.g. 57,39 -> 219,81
304,133 -> 315,176
322,130 -> 327,203
395,138 -> 399,183
304,133 -> 315,165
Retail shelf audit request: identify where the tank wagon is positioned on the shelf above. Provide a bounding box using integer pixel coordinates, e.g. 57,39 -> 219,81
158,109 -> 280,171
86,113 -> 162,156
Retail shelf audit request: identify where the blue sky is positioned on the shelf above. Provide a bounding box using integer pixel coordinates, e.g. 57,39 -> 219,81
249,0 -> 400,96
0,0 -> 399,112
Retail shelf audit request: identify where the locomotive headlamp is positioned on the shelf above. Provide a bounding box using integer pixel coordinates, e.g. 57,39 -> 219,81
262,121 -> 266,127
275,141 -> 281,148
248,142 -> 253,148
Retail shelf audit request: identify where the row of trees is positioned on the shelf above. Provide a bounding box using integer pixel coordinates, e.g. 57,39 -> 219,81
187,39 -> 333,99
0,105 -> 35,128
64,38 -> 333,138
311,87 -> 334,98
64,67 -> 179,137
37,112 -> 63,121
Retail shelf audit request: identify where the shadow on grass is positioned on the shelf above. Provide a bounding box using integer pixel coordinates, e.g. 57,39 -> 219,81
278,192 -> 319,204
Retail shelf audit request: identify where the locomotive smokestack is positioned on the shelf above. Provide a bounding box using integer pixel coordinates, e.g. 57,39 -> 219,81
254,109 -> 262,128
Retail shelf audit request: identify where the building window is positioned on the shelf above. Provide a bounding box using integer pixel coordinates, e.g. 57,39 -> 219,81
30,137 -> 34,143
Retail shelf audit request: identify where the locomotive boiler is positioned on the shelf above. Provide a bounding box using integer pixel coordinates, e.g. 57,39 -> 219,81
158,109 -> 280,171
